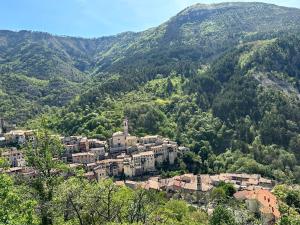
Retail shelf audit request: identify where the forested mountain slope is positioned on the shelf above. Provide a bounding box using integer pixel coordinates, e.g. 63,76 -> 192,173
1,2 -> 300,182
1,2 -> 300,123
30,34 -> 300,183
95,2 -> 300,74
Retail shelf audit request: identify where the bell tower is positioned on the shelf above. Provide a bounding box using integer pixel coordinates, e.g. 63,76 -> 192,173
123,117 -> 128,137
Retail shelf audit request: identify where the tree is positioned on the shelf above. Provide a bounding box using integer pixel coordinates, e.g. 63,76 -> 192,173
166,78 -> 174,96
289,135 -> 300,159
53,176 -> 90,225
127,189 -> 163,224
286,191 -> 300,212
0,174 -> 39,225
219,182 -> 236,197
279,216 -> 292,225
260,107 -> 288,146
182,151 -> 202,174
25,130 -> 65,225
210,206 -> 236,225
210,188 -> 226,203
149,199 -> 207,225
89,179 -> 131,223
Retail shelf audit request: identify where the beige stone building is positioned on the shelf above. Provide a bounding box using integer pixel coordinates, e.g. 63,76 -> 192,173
72,152 -> 96,164
140,151 -> 155,172
110,118 -> 140,154
88,139 -> 106,148
93,158 -> 124,179
79,137 -> 89,152
62,136 -> 82,145
110,131 -> 126,153
90,147 -> 105,160
4,130 -> 34,144
1,148 -> 26,167
124,150 -> 155,177
150,140 -> 177,165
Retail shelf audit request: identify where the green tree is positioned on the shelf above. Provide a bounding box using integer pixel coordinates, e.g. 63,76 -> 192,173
25,130 -> 65,225
210,206 -> 236,225
52,176 -> 90,225
210,187 -> 226,203
166,78 -> 174,96
0,174 -> 39,225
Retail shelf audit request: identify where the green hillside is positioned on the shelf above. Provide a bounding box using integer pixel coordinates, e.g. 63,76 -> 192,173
0,2 -> 300,182
1,2 -> 300,123
29,34 -> 300,183
2,2 -> 300,224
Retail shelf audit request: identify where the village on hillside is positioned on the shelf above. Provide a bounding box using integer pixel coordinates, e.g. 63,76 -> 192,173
0,118 -> 281,224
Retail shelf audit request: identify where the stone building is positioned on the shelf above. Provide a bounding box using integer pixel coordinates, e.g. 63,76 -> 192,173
4,130 -> 34,145
110,118 -> 139,154
150,140 -> 177,165
124,150 -> 155,177
79,137 -> 89,152
1,148 -> 26,167
93,159 -> 124,179
72,152 -> 96,164
90,147 -> 105,160
234,189 -> 280,225
110,131 -> 127,154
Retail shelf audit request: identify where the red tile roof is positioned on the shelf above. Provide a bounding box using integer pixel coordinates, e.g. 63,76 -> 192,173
234,189 -> 280,219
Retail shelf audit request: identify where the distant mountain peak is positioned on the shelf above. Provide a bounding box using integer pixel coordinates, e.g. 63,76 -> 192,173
178,1 -> 295,16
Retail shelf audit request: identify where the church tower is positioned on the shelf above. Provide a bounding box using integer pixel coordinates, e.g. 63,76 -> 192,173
123,117 -> 128,137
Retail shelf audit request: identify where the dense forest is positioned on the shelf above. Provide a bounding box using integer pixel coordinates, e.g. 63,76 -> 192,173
1,2 -> 300,224
29,35 -> 300,184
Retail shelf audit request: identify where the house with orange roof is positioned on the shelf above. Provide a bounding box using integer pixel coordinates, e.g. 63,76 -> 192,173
234,189 -> 280,225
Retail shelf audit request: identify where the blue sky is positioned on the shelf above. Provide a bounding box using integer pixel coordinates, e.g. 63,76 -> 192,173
0,0 -> 299,38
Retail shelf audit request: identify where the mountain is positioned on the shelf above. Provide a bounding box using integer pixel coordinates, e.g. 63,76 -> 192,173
34,33 -> 300,183
0,2 -> 299,121
1,2 -> 300,183
94,2 -> 300,74
1,2 -> 300,78
2,3 -> 300,224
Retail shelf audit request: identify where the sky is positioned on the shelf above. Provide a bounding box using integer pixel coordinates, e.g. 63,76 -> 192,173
0,0 -> 299,38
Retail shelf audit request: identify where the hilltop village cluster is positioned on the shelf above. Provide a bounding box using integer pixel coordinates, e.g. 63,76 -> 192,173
0,118 -> 280,224
0,119 -> 178,179
64,118 -> 178,179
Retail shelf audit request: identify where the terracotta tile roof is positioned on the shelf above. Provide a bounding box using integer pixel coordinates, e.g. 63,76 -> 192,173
141,180 -> 160,190
234,189 -> 280,219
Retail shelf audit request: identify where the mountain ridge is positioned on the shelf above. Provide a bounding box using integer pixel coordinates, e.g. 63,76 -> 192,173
1,1 -> 300,125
